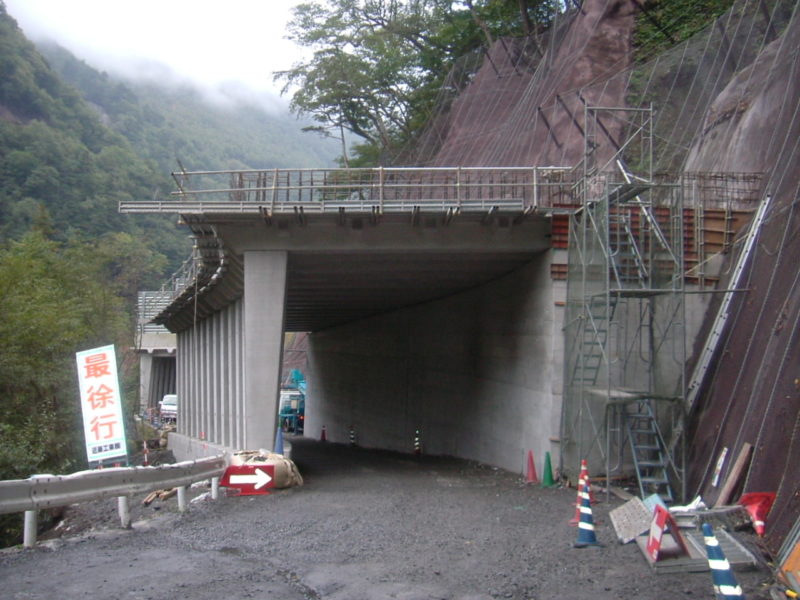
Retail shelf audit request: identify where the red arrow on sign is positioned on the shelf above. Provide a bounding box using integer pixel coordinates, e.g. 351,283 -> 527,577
220,464 -> 275,495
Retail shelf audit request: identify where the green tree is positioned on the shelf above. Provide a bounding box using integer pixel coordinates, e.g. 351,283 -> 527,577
0,231 -> 162,545
275,0 -> 560,165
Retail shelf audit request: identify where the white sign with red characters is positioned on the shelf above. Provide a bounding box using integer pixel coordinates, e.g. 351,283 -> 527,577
76,345 -> 128,464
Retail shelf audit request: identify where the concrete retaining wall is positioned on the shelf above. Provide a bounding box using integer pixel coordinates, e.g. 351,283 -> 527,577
306,251 -> 564,475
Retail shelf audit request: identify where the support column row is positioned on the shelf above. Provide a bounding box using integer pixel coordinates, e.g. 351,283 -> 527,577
175,250 -> 288,453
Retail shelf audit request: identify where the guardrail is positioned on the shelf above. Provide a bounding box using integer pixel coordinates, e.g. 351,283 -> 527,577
0,455 -> 227,548
119,166 -> 578,214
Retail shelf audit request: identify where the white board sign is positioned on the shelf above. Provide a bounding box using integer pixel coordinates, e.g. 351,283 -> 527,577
75,345 -> 128,464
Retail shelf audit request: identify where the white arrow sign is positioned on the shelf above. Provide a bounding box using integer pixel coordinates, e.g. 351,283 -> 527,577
229,467 -> 273,490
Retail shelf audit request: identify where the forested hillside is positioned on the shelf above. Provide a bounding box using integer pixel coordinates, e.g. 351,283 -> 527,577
0,5 -> 187,261
0,0 -> 335,545
37,42 -> 339,174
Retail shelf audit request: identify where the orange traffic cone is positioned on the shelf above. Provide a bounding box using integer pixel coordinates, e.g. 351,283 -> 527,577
570,460 -> 595,524
526,450 -> 539,484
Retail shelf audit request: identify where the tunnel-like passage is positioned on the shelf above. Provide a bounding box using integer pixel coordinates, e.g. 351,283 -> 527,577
123,167 -> 570,471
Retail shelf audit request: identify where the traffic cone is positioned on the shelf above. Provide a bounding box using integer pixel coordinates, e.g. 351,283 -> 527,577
579,459 -> 597,503
541,451 -> 556,487
525,450 -> 539,484
570,471 -> 588,525
570,460 -> 595,524
702,523 -> 745,599
142,440 -> 150,466
274,426 -> 284,456
738,492 -> 775,537
574,483 -> 604,548
320,425 -> 327,442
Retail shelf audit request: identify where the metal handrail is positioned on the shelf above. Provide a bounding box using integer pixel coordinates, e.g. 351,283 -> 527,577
120,166 -> 578,215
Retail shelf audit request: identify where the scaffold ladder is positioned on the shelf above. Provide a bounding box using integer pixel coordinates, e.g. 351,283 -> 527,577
625,400 -> 675,502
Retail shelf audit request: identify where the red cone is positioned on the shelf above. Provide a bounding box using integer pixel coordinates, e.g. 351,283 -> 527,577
526,450 -> 539,484
739,492 -> 775,536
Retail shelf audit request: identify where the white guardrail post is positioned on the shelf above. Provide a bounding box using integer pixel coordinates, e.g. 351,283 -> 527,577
0,455 -> 227,547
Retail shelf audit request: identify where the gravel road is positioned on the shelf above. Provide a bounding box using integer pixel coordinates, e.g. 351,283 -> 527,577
0,438 -> 771,599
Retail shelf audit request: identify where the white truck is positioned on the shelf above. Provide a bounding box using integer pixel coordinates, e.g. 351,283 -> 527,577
159,394 -> 177,423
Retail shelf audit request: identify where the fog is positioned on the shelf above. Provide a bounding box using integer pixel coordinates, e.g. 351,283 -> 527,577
4,0 -> 307,108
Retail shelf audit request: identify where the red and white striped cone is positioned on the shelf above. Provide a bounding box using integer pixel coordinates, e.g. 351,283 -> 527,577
581,460 -> 597,504
570,460 -> 596,524
142,441 -> 149,466
573,483 -> 604,548
569,469 -> 587,525
702,523 -> 745,599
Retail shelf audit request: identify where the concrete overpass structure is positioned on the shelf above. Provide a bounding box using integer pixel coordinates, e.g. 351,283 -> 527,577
124,166 -> 578,470
123,163 -> 761,486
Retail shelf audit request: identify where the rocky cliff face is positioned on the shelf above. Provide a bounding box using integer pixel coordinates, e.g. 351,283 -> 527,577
684,11 -> 800,177
414,0 -> 800,554
683,9 -> 800,555
409,0 -> 639,167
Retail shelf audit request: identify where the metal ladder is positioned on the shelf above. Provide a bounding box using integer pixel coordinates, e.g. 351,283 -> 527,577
572,295 -> 618,387
608,210 -> 648,289
624,400 -> 674,502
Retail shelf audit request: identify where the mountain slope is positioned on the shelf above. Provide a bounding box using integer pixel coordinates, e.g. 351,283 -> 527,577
0,4 -> 188,265
37,42 -> 339,174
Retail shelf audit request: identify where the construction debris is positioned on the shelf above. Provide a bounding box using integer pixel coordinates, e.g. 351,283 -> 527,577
141,488 -> 178,506
230,450 -> 303,488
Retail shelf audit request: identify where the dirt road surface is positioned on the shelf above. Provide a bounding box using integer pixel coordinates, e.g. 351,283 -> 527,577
0,438 -> 770,599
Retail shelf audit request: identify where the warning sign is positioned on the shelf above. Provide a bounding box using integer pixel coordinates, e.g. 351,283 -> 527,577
76,345 -> 128,465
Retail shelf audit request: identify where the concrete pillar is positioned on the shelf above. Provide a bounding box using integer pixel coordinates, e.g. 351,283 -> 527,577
177,333 -> 187,435
243,251 -> 288,451
23,510 -> 37,548
138,352 -> 153,414
117,495 -> 131,529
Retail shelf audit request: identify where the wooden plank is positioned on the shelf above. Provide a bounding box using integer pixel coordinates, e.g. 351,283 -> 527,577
715,442 -> 753,507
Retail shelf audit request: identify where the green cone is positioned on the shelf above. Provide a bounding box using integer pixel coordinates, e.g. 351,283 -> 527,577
541,451 -> 556,487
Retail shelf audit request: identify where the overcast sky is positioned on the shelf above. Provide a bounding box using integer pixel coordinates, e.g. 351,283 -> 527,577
4,0 -> 308,106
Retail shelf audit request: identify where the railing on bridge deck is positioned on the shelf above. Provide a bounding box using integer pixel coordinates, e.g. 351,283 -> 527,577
158,166 -> 580,214
120,167 -> 764,215
126,168 -> 763,319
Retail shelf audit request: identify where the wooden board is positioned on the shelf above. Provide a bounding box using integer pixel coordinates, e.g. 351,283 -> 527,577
715,442 -> 753,507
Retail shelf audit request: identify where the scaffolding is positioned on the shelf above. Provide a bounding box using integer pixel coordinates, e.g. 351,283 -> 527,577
561,105 -> 686,502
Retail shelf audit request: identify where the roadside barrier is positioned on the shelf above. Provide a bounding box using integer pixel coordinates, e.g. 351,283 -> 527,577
0,455 -> 226,548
